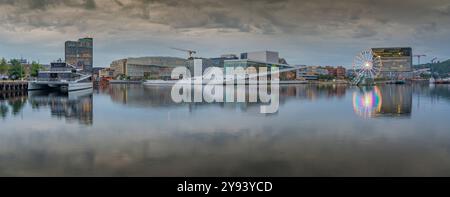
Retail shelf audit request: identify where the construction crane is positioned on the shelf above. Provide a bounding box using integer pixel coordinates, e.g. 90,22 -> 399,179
431,57 -> 438,64
413,54 -> 426,65
170,47 -> 197,59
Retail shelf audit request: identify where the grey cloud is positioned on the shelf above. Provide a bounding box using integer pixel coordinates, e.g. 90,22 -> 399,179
0,0 -> 450,67
0,0 -> 96,10
352,25 -> 377,39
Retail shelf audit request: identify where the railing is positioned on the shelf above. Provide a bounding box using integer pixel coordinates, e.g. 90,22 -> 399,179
35,77 -> 80,82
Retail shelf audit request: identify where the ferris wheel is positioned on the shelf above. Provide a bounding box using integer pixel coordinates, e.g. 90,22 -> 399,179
352,49 -> 383,85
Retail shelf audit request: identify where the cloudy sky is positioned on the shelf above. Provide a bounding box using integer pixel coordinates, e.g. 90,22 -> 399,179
0,0 -> 449,67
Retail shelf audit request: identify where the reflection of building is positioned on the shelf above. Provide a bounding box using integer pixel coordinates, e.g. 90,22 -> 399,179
372,47 -> 412,79
65,37 -> 93,73
109,57 -> 186,80
352,85 -> 412,118
28,90 -> 93,125
376,85 -> 412,116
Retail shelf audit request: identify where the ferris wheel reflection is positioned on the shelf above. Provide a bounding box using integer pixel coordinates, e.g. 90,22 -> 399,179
352,86 -> 382,118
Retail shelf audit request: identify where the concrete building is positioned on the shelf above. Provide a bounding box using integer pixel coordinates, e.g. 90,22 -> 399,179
110,59 -> 127,78
99,68 -> 114,78
65,37 -> 93,73
209,54 -> 239,67
325,66 -> 346,79
296,66 -> 329,80
240,51 -> 280,64
109,57 -> 186,80
372,47 -> 412,79
225,51 -> 297,80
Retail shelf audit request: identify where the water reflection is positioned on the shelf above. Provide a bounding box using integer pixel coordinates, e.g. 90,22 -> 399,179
28,89 -> 93,125
1,84 -> 450,176
102,84 -> 348,114
352,85 -> 412,118
0,92 -> 28,119
352,86 -> 383,118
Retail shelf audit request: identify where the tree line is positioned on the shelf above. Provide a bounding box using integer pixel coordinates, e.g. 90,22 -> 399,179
0,58 -> 44,80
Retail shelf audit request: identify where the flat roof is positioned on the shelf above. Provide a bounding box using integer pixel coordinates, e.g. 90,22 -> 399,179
224,59 -> 292,67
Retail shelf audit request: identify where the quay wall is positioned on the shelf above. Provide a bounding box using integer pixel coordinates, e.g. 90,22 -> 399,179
0,81 -> 28,92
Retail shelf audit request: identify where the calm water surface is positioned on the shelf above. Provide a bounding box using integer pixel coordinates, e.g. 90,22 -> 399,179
1,84 -> 450,176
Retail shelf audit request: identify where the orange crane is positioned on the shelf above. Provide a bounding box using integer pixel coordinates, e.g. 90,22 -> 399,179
170,47 -> 197,59
413,54 -> 426,65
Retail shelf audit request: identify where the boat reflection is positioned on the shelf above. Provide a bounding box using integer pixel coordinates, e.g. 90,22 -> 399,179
28,89 -> 93,125
352,85 -> 412,118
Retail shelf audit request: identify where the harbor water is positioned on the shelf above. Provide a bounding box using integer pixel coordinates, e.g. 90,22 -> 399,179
1,84 -> 450,176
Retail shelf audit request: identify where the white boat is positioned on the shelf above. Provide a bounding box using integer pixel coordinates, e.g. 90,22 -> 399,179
28,60 -> 93,92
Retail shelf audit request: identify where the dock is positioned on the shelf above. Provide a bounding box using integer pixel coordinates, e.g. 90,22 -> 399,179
0,81 -> 28,92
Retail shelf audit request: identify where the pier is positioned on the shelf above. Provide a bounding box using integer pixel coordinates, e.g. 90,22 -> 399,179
0,81 -> 28,92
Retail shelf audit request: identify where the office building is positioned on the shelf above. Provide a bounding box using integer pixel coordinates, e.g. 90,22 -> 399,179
225,51 -> 295,80
65,37 -> 93,73
109,57 -> 186,80
240,51 -> 280,64
372,47 -> 412,79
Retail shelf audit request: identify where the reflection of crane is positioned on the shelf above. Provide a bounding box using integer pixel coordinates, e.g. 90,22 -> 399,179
413,54 -> 426,65
170,47 -> 197,59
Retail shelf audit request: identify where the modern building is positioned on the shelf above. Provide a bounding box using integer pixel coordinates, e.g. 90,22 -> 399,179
225,51 -> 295,80
240,51 -> 280,64
209,54 -> 239,67
109,57 -> 186,80
65,37 -> 93,73
372,47 -> 412,79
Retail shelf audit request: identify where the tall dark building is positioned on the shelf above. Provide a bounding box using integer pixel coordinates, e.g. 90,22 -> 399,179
372,47 -> 412,79
65,37 -> 93,73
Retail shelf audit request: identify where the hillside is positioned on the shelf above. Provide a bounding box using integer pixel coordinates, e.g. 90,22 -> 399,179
414,59 -> 450,75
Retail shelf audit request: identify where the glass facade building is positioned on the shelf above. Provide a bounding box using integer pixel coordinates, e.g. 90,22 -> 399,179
65,37 -> 93,73
372,47 -> 412,78
224,59 -> 295,80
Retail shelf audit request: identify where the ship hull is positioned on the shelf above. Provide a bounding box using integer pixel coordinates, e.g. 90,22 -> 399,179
28,81 -> 93,92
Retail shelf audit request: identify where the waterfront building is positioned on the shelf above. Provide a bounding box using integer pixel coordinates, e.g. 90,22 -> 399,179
225,51 -> 296,80
240,51 -> 280,64
109,57 -> 186,80
110,59 -> 127,78
209,54 -> 239,67
336,66 -> 346,79
324,66 -> 346,79
99,68 -> 114,78
296,66 -> 329,80
372,47 -> 412,79
65,37 -> 93,73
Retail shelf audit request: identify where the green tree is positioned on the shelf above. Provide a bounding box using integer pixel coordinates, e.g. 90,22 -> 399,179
30,61 -> 43,77
318,74 -> 334,81
8,59 -> 24,80
0,58 -> 8,75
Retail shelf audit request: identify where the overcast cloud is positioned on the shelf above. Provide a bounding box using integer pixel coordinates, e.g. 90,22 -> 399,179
0,0 -> 449,67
